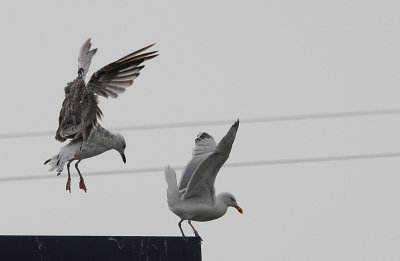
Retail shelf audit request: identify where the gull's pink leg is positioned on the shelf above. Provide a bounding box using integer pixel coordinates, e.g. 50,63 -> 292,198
178,220 -> 186,240
75,160 -> 87,193
188,220 -> 203,241
66,161 -> 72,193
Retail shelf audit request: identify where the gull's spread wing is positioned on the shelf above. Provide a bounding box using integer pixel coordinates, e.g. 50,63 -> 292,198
86,43 -> 157,99
178,132 -> 217,193
182,120 -> 239,201
55,40 -> 158,142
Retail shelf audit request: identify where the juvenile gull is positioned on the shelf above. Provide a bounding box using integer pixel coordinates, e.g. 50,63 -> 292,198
45,38 -> 157,192
165,120 -> 242,241
44,125 -> 125,192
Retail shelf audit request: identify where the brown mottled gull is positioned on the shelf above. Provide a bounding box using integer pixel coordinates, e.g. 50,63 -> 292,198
45,38 -> 157,192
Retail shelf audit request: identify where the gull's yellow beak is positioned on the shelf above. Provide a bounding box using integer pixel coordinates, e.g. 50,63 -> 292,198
234,205 -> 243,214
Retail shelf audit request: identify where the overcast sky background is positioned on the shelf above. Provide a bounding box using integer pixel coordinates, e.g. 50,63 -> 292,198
1,0 -> 400,260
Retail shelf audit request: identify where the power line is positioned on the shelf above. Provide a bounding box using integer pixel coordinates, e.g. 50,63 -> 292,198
1,108 -> 400,140
1,151 -> 399,183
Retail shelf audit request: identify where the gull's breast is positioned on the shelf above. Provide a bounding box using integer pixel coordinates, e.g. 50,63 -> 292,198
174,200 -> 225,222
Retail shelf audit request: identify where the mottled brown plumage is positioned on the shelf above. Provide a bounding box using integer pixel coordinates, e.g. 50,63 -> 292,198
55,39 -> 157,142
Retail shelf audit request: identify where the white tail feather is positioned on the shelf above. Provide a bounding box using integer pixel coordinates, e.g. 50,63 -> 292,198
45,154 -> 66,173
165,165 -> 181,205
45,143 -> 77,173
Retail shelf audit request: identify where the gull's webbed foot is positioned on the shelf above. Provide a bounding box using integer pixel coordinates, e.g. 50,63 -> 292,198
188,220 -> 203,241
194,232 -> 203,241
66,178 -> 71,193
79,178 -> 87,193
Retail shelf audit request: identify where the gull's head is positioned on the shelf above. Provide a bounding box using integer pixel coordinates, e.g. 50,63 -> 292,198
220,192 -> 243,214
114,133 -> 126,164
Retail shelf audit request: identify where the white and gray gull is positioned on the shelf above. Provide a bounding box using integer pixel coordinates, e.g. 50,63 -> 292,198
45,38 -> 157,192
165,120 -> 242,241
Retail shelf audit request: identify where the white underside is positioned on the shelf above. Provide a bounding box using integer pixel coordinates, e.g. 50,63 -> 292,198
168,196 -> 228,222
46,125 -> 119,173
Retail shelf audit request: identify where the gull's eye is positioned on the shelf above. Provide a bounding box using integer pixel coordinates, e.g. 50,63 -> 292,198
123,144 -> 126,149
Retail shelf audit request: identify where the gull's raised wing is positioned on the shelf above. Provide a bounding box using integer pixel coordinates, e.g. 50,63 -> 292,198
55,78 -> 101,142
55,41 -> 158,142
181,120 -> 239,201
86,43 -> 158,99
178,132 -> 217,193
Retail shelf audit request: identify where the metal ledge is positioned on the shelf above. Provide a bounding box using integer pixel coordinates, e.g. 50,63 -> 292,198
0,235 -> 202,261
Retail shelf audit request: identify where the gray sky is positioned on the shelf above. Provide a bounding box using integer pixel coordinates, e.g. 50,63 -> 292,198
1,0 -> 400,260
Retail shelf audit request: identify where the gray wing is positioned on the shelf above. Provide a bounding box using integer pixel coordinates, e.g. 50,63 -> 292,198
182,120 -> 239,201
178,132 -> 217,193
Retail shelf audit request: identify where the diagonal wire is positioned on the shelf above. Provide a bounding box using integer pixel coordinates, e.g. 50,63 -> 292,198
1,108 -> 400,140
1,151 -> 399,183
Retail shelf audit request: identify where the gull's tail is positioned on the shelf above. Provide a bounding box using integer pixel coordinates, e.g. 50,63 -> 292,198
44,154 -> 63,173
165,165 -> 181,206
78,38 -> 97,79
44,143 -> 76,174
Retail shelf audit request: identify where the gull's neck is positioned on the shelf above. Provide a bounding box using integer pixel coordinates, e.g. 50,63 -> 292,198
214,194 -> 229,219
76,124 -> 121,152
95,125 -> 120,146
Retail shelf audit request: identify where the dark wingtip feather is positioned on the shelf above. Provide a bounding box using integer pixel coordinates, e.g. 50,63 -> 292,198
115,43 -> 158,63
143,54 -> 159,61
144,43 -> 156,49
234,119 -> 239,128
128,51 -> 158,62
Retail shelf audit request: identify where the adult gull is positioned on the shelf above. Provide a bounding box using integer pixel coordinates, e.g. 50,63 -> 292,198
165,120 -> 242,241
45,38 -> 157,192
